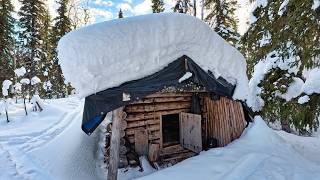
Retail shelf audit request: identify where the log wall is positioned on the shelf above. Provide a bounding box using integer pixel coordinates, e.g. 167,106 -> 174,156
124,93 -> 193,146
122,92 -> 246,165
201,96 -> 246,147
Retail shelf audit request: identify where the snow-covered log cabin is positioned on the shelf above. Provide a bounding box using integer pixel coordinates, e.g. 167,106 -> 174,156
58,13 -> 252,178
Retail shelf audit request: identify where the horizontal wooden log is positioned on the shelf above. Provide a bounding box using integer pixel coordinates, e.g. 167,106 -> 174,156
126,108 -> 190,121
126,102 -> 191,113
126,124 -> 160,136
131,96 -> 192,105
145,92 -> 193,98
160,145 -> 184,153
126,119 -> 160,128
127,131 -> 160,143
162,152 -> 196,162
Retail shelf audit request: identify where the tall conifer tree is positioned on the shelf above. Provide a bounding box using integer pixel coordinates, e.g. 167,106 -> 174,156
0,0 -> 15,88
51,0 -> 72,97
204,0 -> 240,46
18,0 -> 48,96
242,0 -> 320,133
118,8 -> 123,18
152,0 -> 165,13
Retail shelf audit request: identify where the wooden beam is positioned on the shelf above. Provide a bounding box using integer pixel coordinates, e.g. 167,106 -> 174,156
107,107 -> 124,180
125,108 -> 190,121
145,92 -> 193,98
125,101 -> 191,113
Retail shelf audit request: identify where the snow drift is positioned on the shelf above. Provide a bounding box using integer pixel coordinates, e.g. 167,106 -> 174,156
137,117 -> 320,180
58,13 -> 249,100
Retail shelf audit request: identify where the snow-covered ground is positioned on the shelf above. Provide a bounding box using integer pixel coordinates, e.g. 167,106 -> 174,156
0,97 -> 105,180
0,98 -> 320,180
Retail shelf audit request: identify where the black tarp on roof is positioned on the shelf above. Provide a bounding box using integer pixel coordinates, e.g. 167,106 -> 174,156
82,55 -> 236,135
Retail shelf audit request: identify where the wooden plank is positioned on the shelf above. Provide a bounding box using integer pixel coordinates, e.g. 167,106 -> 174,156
180,112 -> 202,153
134,128 -> 149,156
146,92 -> 193,98
125,102 -> 191,113
162,152 -> 196,162
125,108 -> 190,121
107,107 -> 123,180
126,119 -> 160,128
126,124 -> 160,136
148,143 -> 160,162
132,96 -> 192,104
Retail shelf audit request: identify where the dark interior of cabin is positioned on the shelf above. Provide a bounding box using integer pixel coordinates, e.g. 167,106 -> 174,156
162,113 -> 180,147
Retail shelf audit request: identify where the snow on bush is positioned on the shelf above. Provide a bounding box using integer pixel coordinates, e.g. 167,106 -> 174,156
58,13 -> 249,101
278,0 -> 290,16
276,77 -> 303,101
14,82 -> 22,93
248,57 -> 320,111
302,68 -> 320,95
247,51 -> 298,111
43,81 -> 52,91
312,0 -> 320,10
20,78 -> 30,85
298,95 -> 310,104
31,76 -> 41,85
14,67 -> 27,77
249,0 -> 268,23
31,95 -> 44,110
2,80 -> 12,96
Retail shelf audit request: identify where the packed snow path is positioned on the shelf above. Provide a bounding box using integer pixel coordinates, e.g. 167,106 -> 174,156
0,98 -> 320,180
0,98 -> 105,180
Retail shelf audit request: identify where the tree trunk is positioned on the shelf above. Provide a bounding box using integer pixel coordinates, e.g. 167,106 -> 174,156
24,98 -> 28,115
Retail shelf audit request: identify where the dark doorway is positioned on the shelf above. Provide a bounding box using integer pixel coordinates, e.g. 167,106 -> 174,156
162,113 -> 180,147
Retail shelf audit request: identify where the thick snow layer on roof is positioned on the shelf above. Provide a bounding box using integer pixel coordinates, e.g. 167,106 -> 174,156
58,13 -> 249,100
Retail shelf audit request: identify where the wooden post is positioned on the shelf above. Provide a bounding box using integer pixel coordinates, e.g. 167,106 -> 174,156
107,107 -> 123,180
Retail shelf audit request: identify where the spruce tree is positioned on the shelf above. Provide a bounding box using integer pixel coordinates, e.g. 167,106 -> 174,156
118,8 -> 123,18
41,8 -> 54,97
0,0 -> 15,91
204,0 -> 240,46
51,0 -> 72,98
152,0 -> 165,13
242,0 -> 320,133
18,0 -> 48,96
174,0 -> 192,14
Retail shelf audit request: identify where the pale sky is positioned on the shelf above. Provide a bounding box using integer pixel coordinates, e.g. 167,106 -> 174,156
11,0 -> 252,34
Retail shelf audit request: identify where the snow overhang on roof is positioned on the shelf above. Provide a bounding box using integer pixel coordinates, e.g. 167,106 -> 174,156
58,13 -> 249,101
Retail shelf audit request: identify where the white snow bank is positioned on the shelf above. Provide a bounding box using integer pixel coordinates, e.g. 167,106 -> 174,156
58,13 -> 249,100
138,116 -> 320,180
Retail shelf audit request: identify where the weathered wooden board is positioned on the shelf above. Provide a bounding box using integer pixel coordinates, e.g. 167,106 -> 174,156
134,128 -> 149,156
148,143 -> 160,162
202,96 -> 246,147
179,112 -> 202,153
107,107 -> 123,180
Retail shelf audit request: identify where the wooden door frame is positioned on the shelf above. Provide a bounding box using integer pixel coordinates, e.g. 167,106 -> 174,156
159,112 -> 181,150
